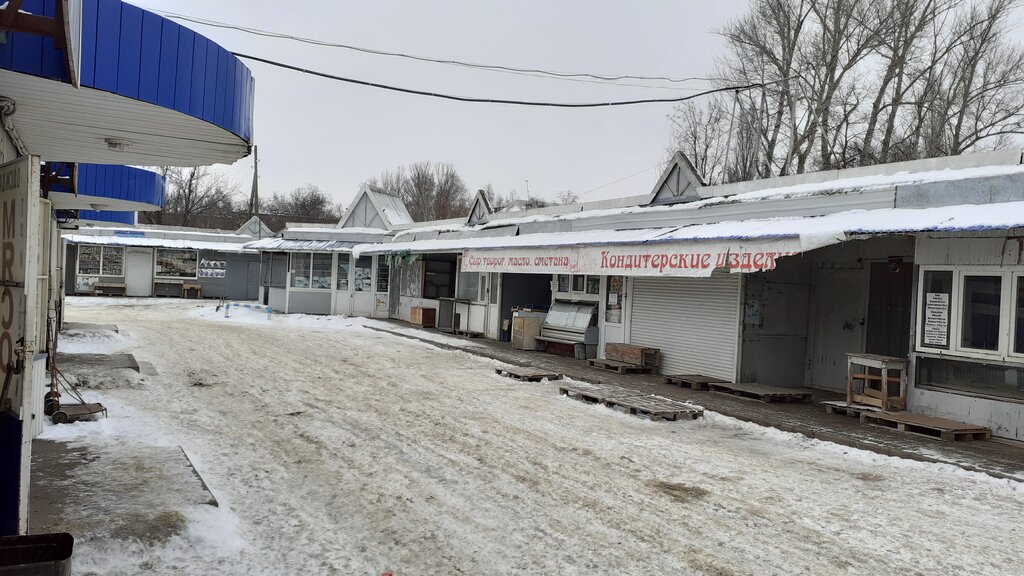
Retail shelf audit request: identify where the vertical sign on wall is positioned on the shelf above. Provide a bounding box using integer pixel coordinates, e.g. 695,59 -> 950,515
0,155 -> 41,535
923,292 -> 950,348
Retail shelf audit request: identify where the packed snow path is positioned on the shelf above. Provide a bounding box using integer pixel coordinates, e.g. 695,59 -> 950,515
54,300 -> 1024,575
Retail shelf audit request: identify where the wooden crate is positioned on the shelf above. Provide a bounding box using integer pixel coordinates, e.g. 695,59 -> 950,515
604,343 -> 660,367
847,353 -> 907,412
410,307 -> 436,328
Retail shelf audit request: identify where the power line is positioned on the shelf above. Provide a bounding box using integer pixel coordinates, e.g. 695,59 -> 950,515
234,52 -> 767,108
579,160 -> 671,196
157,10 -> 723,86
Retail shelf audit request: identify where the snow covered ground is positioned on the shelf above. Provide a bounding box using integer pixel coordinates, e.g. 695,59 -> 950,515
46,299 -> 1024,575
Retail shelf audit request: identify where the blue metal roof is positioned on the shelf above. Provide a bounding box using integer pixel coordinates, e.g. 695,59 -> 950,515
77,209 -> 135,224
47,162 -> 165,208
0,0 -> 254,143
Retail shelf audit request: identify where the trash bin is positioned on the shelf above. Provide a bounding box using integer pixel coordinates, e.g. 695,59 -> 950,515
0,533 -> 73,576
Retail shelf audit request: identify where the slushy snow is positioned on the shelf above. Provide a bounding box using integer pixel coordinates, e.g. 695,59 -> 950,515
46,299 -> 1024,575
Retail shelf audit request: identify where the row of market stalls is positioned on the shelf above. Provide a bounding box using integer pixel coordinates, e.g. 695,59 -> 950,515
62,216 -> 269,300
1,0 -> 255,535
248,150 -> 1024,442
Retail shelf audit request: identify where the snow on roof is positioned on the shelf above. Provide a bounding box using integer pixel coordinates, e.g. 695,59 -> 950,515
366,188 -> 414,227
356,227 -> 676,256
64,234 -> 256,253
355,201 -> 1024,256
389,163 -> 1024,238
74,225 -> 253,240
284,226 -> 387,235
243,238 -> 361,252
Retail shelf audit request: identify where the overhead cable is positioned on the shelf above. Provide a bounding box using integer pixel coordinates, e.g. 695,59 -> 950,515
157,10 -> 722,86
234,53 -> 768,108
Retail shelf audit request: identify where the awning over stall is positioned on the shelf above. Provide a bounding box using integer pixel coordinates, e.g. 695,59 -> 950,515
355,201 -> 1024,278
242,237 -> 362,252
64,233 -> 255,254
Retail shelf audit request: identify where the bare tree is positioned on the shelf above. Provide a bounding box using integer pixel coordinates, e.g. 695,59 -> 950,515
668,99 -> 730,184
263,184 -> 341,221
366,162 -> 471,221
481,184 -> 515,212
555,190 -> 579,204
155,167 -> 238,227
671,0 -> 1024,183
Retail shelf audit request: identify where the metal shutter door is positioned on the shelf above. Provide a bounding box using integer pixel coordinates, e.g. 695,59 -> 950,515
629,274 -> 741,382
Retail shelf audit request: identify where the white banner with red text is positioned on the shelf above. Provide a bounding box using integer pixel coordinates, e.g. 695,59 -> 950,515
460,239 -> 809,277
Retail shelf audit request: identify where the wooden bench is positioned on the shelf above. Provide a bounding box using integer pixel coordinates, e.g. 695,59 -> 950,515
92,282 -> 126,296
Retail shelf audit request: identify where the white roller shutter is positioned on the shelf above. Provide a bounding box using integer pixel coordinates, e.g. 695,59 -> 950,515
629,274 -> 741,382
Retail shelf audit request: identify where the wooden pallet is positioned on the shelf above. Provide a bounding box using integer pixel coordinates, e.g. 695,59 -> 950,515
822,401 -> 881,418
588,359 -> 654,374
558,382 -> 647,404
707,382 -> 813,403
494,367 -> 563,382
604,343 -> 661,368
607,395 -> 704,421
664,374 -> 730,390
860,411 -> 991,442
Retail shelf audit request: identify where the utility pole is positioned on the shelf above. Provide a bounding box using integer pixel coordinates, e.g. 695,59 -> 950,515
247,145 -> 259,218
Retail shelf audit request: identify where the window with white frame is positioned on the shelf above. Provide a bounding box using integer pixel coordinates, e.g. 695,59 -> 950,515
1015,276 -> 1024,355
77,245 -> 125,277
337,254 -> 350,291
353,256 -> 373,292
155,249 -> 198,278
572,275 -> 585,292
376,257 -> 390,293
311,253 -> 333,289
457,270 -> 480,301
556,274 -> 570,293
915,266 -> 1024,400
291,253 -> 332,289
917,266 -> 1024,359
290,253 -> 311,288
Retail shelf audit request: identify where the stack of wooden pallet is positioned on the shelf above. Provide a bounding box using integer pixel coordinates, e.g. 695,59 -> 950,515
588,344 -> 660,374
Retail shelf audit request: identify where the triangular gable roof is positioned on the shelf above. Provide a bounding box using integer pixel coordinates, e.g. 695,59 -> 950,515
339,184 -> 414,230
235,215 -> 273,239
466,190 -> 492,225
647,151 -> 705,206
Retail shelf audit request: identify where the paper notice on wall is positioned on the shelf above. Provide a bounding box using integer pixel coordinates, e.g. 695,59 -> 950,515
923,292 -> 949,347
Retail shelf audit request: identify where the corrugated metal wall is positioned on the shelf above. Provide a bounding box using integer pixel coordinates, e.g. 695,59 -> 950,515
629,274 -> 741,381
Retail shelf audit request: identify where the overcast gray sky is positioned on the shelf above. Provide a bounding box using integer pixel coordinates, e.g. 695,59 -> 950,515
127,1 -> 817,207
